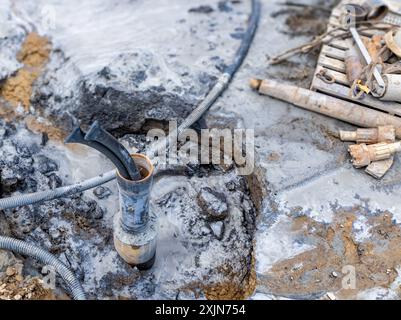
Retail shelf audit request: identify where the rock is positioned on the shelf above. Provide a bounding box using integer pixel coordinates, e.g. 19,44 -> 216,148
4,206 -> 36,235
0,212 -> 11,236
14,142 -> 39,158
15,274 -> 23,282
218,1 -> 233,12
197,187 -> 228,221
189,5 -> 214,14
209,221 -> 225,240
22,177 -> 38,193
68,198 -> 104,220
93,186 -> 112,199
49,227 -> 61,240
36,155 -> 58,174
6,266 -> 16,276
0,251 -> 19,273
36,49 -> 217,135
0,167 -> 18,193
47,173 -> 62,189
92,206 -> 105,220
200,226 -> 211,236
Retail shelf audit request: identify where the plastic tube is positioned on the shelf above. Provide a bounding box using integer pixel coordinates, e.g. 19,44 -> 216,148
0,170 -> 116,210
0,236 -> 86,300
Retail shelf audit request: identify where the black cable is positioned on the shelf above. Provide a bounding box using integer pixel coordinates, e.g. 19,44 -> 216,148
225,0 -> 261,78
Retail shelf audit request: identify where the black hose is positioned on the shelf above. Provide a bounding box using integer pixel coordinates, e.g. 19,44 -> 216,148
149,0 -> 261,155
225,0 -> 261,78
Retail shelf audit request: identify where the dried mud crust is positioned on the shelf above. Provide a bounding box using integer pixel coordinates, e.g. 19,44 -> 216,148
261,208 -> 401,299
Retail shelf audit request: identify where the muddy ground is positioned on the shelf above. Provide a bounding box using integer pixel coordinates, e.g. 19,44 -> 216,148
2,0 -> 401,300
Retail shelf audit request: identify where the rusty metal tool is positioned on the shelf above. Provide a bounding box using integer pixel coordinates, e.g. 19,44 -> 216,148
340,125 -> 396,144
348,141 -> 401,167
250,78 -> 401,138
85,121 -> 141,181
65,126 -> 131,179
345,39 -> 364,84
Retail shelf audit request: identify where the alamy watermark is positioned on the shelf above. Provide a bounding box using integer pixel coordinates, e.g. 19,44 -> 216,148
146,120 -> 255,176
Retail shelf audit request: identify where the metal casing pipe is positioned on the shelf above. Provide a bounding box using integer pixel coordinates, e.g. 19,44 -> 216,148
116,154 -> 154,232
114,154 -> 157,269
250,78 -> 401,139
381,74 -> 401,103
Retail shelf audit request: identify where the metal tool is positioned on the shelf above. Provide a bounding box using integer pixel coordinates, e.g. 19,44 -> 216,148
349,27 -> 386,96
250,78 -> 401,139
65,127 -> 131,179
316,69 -> 335,84
85,121 -> 141,181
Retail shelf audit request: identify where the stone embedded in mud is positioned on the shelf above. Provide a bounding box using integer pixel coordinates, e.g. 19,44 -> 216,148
197,187 -> 229,221
46,173 -> 62,189
218,1 -> 233,13
0,212 -> 11,237
189,5 -> 214,14
66,197 -> 105,221
93,186 -> 112,200
0,167 -> 19,194
36,155 -> 59,174
0,251 -> 19,273
208,221 -> 225,240
4,206 -> 36,235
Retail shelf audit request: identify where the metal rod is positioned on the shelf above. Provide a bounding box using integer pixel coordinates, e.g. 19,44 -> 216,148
350,27 -> 386,89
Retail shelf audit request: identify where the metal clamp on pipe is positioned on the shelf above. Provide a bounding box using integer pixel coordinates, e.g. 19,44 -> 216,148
113,154 -> 157,270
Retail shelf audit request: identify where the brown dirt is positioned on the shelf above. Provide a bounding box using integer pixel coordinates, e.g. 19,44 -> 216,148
283,8 -> 328,37
1,69 -> 41,109
203,254 -> 257,300
0,265 -> 57,300
267,152 -> 281,162
0,32 -> 51,111
271,1 -> 337,37
261,208 -> 401,299
17,32 -> 51,68
25,115 -> 67,141
268,1 -> 340,88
